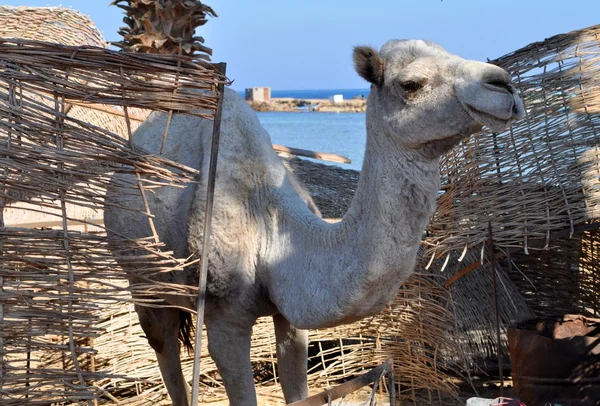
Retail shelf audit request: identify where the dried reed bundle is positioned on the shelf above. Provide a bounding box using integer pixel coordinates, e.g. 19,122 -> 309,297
0,6 -> 106,48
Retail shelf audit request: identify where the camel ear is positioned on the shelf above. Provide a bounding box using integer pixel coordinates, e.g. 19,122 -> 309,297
353,46 -> 384,86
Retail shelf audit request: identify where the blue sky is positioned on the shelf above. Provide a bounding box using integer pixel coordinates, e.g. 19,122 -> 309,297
5,1 -> 599,90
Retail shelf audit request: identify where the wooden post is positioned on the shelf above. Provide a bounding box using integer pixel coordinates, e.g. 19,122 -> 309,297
190,63 -> 227,406
55,87 -> 90,405
26,318 -> 31,397
388,360 -> 396,406
488,222 -> 504,396
288,359 -> 393,406
0,275 -> 4,399
0,82 -> 13,400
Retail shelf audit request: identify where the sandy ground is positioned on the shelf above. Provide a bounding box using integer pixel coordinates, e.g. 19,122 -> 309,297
202,389 -> 390,406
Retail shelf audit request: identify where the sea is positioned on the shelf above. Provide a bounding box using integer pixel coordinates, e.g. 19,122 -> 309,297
236,89 -> 370,171
236,88 -> 370,101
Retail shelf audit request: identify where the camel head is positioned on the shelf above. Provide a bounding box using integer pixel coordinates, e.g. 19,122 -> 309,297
353,40 -> 524,158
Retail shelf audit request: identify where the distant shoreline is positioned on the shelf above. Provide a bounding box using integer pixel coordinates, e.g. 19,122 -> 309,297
247,97 -> 366,113
236,89 -> 369,100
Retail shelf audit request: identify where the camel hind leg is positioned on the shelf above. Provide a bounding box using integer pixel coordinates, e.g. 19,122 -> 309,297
135,305 -> 191,406
273,313 -> 309,402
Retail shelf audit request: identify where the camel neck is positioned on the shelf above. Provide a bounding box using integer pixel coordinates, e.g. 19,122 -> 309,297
343,108 -> 440,258
267,105 -> 440,329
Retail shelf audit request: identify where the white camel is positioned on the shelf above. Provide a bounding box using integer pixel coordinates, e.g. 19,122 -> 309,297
104,39 -> 524,405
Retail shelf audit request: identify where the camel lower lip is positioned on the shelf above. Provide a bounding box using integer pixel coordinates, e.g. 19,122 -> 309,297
464,103 -> 510,129
465,104 -> 508,122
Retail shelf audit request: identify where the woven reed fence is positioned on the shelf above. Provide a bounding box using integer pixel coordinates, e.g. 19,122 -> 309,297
423,24 -> 600,366
0,38 -> 225,404
430,24 -> 600,256
0,6 -> 148,228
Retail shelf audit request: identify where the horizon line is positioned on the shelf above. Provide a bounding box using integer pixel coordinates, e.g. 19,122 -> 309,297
232,87 -> 370,92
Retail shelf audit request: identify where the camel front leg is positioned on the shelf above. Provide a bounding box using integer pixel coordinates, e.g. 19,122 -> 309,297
273,313 -> 309,403
205,315 -> 256,406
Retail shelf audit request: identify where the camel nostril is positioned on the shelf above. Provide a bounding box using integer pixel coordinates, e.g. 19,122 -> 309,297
487,80 -> 508,88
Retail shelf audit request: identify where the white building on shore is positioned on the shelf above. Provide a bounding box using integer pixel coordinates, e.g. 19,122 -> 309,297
245,87 -> 271,102
329,94 -> 344,103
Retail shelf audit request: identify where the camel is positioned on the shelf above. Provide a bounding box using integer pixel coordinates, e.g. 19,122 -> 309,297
104,39 -> 524,405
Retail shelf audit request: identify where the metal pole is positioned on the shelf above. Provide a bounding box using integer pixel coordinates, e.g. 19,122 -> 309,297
190,63 -> 226,405
487,222 -> 504,397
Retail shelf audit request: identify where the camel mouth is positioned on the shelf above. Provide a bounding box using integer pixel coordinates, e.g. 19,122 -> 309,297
463,103 -> 514,132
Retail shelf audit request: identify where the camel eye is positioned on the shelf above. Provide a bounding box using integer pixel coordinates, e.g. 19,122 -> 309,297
400,80 -> 424,93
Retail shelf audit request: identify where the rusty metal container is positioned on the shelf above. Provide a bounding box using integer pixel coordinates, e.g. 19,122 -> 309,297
507,315 -> 600,405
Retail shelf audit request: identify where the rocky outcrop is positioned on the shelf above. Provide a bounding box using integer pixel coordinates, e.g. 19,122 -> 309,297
248,98 -> 366,113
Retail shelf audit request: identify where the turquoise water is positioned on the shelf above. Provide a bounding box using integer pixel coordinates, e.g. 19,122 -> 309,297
257,111 -> 366,171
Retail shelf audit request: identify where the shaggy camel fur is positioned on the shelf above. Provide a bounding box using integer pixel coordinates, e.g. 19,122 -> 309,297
104,40 -> 524,405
